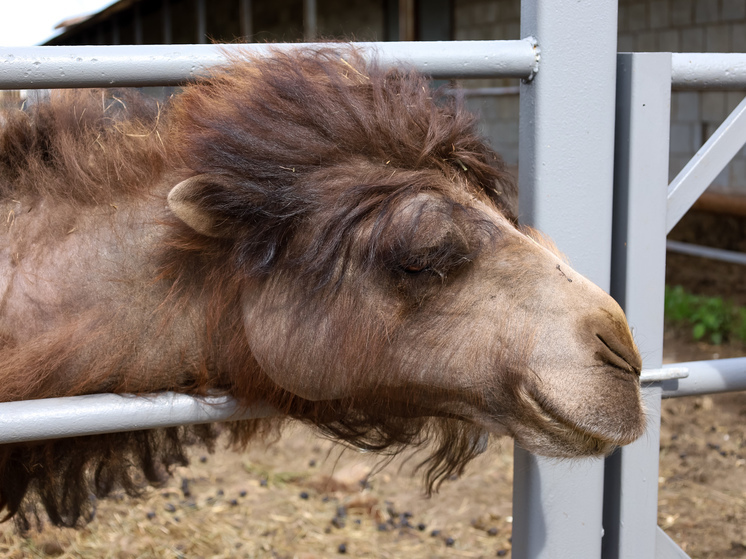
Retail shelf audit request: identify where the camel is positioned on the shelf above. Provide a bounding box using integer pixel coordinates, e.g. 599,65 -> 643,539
0,47 -> 643,528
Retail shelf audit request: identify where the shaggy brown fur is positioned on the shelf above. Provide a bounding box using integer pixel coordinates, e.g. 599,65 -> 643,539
0,48 -> 517,528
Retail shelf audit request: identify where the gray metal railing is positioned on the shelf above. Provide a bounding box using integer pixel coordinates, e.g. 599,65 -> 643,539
1,7 -> 745,558
666,239 -> 746,266
0,393 -> 274,444
0,40 -> 538,88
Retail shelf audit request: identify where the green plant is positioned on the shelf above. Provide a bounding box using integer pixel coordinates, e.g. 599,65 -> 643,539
664,285 -> 746,345
737,308 -> 746,342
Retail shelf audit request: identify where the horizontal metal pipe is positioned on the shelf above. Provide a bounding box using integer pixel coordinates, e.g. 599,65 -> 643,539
0,358 -> 737,442
640,367 -> 689,383
672,53 -> 746,90
661,357 -> 746,398
0,40 -> 539,90
667,239 -> 746,266
446,86 -> 521,97
0,392 -> 276,444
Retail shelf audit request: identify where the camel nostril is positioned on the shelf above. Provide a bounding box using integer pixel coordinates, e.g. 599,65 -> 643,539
595,333 -> 642,376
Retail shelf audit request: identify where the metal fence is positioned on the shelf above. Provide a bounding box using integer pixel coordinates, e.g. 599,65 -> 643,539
1,1 -> 745,557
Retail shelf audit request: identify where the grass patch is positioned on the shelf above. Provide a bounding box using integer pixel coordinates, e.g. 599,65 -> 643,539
665,285 -> 746,345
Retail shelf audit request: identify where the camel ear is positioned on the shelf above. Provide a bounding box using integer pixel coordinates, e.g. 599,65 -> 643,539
168,175 -> 235,238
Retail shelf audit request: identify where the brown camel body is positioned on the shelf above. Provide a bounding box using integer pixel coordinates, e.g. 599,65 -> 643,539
0,48 -> 643,528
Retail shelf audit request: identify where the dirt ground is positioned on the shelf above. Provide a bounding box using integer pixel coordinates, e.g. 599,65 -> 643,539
0,339 -> 742,559
667,210 -> 746,307
0,210 -> 744,559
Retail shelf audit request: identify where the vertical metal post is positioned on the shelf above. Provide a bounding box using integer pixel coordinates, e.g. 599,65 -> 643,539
384,0 -> 399,41
111,18 -> 120,45
303,0 -> 317,41
162,0 -> 172,44
603,53 -> 678,559
399,0 -> 415,41
134,3 -> 143,45
513,1 -> 619,557
196,0 -> 207,44
240,0 -> 253,40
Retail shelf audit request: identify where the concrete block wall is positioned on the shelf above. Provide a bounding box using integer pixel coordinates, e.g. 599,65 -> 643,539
318,0 -> 384,41
453,0 -> 746,196
618,0 -> 746,195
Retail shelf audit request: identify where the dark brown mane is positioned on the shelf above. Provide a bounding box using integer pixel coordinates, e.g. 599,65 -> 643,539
165,48 -> 516,279
0,47 -> 516,530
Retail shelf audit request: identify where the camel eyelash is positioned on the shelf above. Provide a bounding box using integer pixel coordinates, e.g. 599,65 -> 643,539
393,240 -> 473,280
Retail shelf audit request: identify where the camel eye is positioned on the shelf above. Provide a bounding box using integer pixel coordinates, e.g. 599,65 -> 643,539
397,248 -> 450,279
401,263 -> 428,274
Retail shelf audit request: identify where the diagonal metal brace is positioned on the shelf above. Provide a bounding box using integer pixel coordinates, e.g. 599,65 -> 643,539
667,94 -> 746,234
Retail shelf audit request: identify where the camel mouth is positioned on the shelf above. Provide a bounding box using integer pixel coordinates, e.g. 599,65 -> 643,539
514,386 -> 638,457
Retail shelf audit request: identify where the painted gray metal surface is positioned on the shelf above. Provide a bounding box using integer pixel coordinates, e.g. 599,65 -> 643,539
666,239 -> 746,266
0,393 -> 275,444
512,1 -> 618,558
603,52 -> 673,559
661,357 -> 746,398
667,95 -> 746,233
458,86 -> 520,97
656,527 -> 693,559
0,40 -> 539,90
672,53 -> 746,90
640,367 -> 689,382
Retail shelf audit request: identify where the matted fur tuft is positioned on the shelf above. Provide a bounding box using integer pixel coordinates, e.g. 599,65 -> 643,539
0,89 -> 166,203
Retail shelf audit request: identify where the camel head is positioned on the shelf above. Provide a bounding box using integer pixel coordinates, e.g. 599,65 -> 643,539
167,48 -> 644,460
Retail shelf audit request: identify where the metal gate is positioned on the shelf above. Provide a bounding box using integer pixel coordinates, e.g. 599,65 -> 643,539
1,1 -> 745,557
